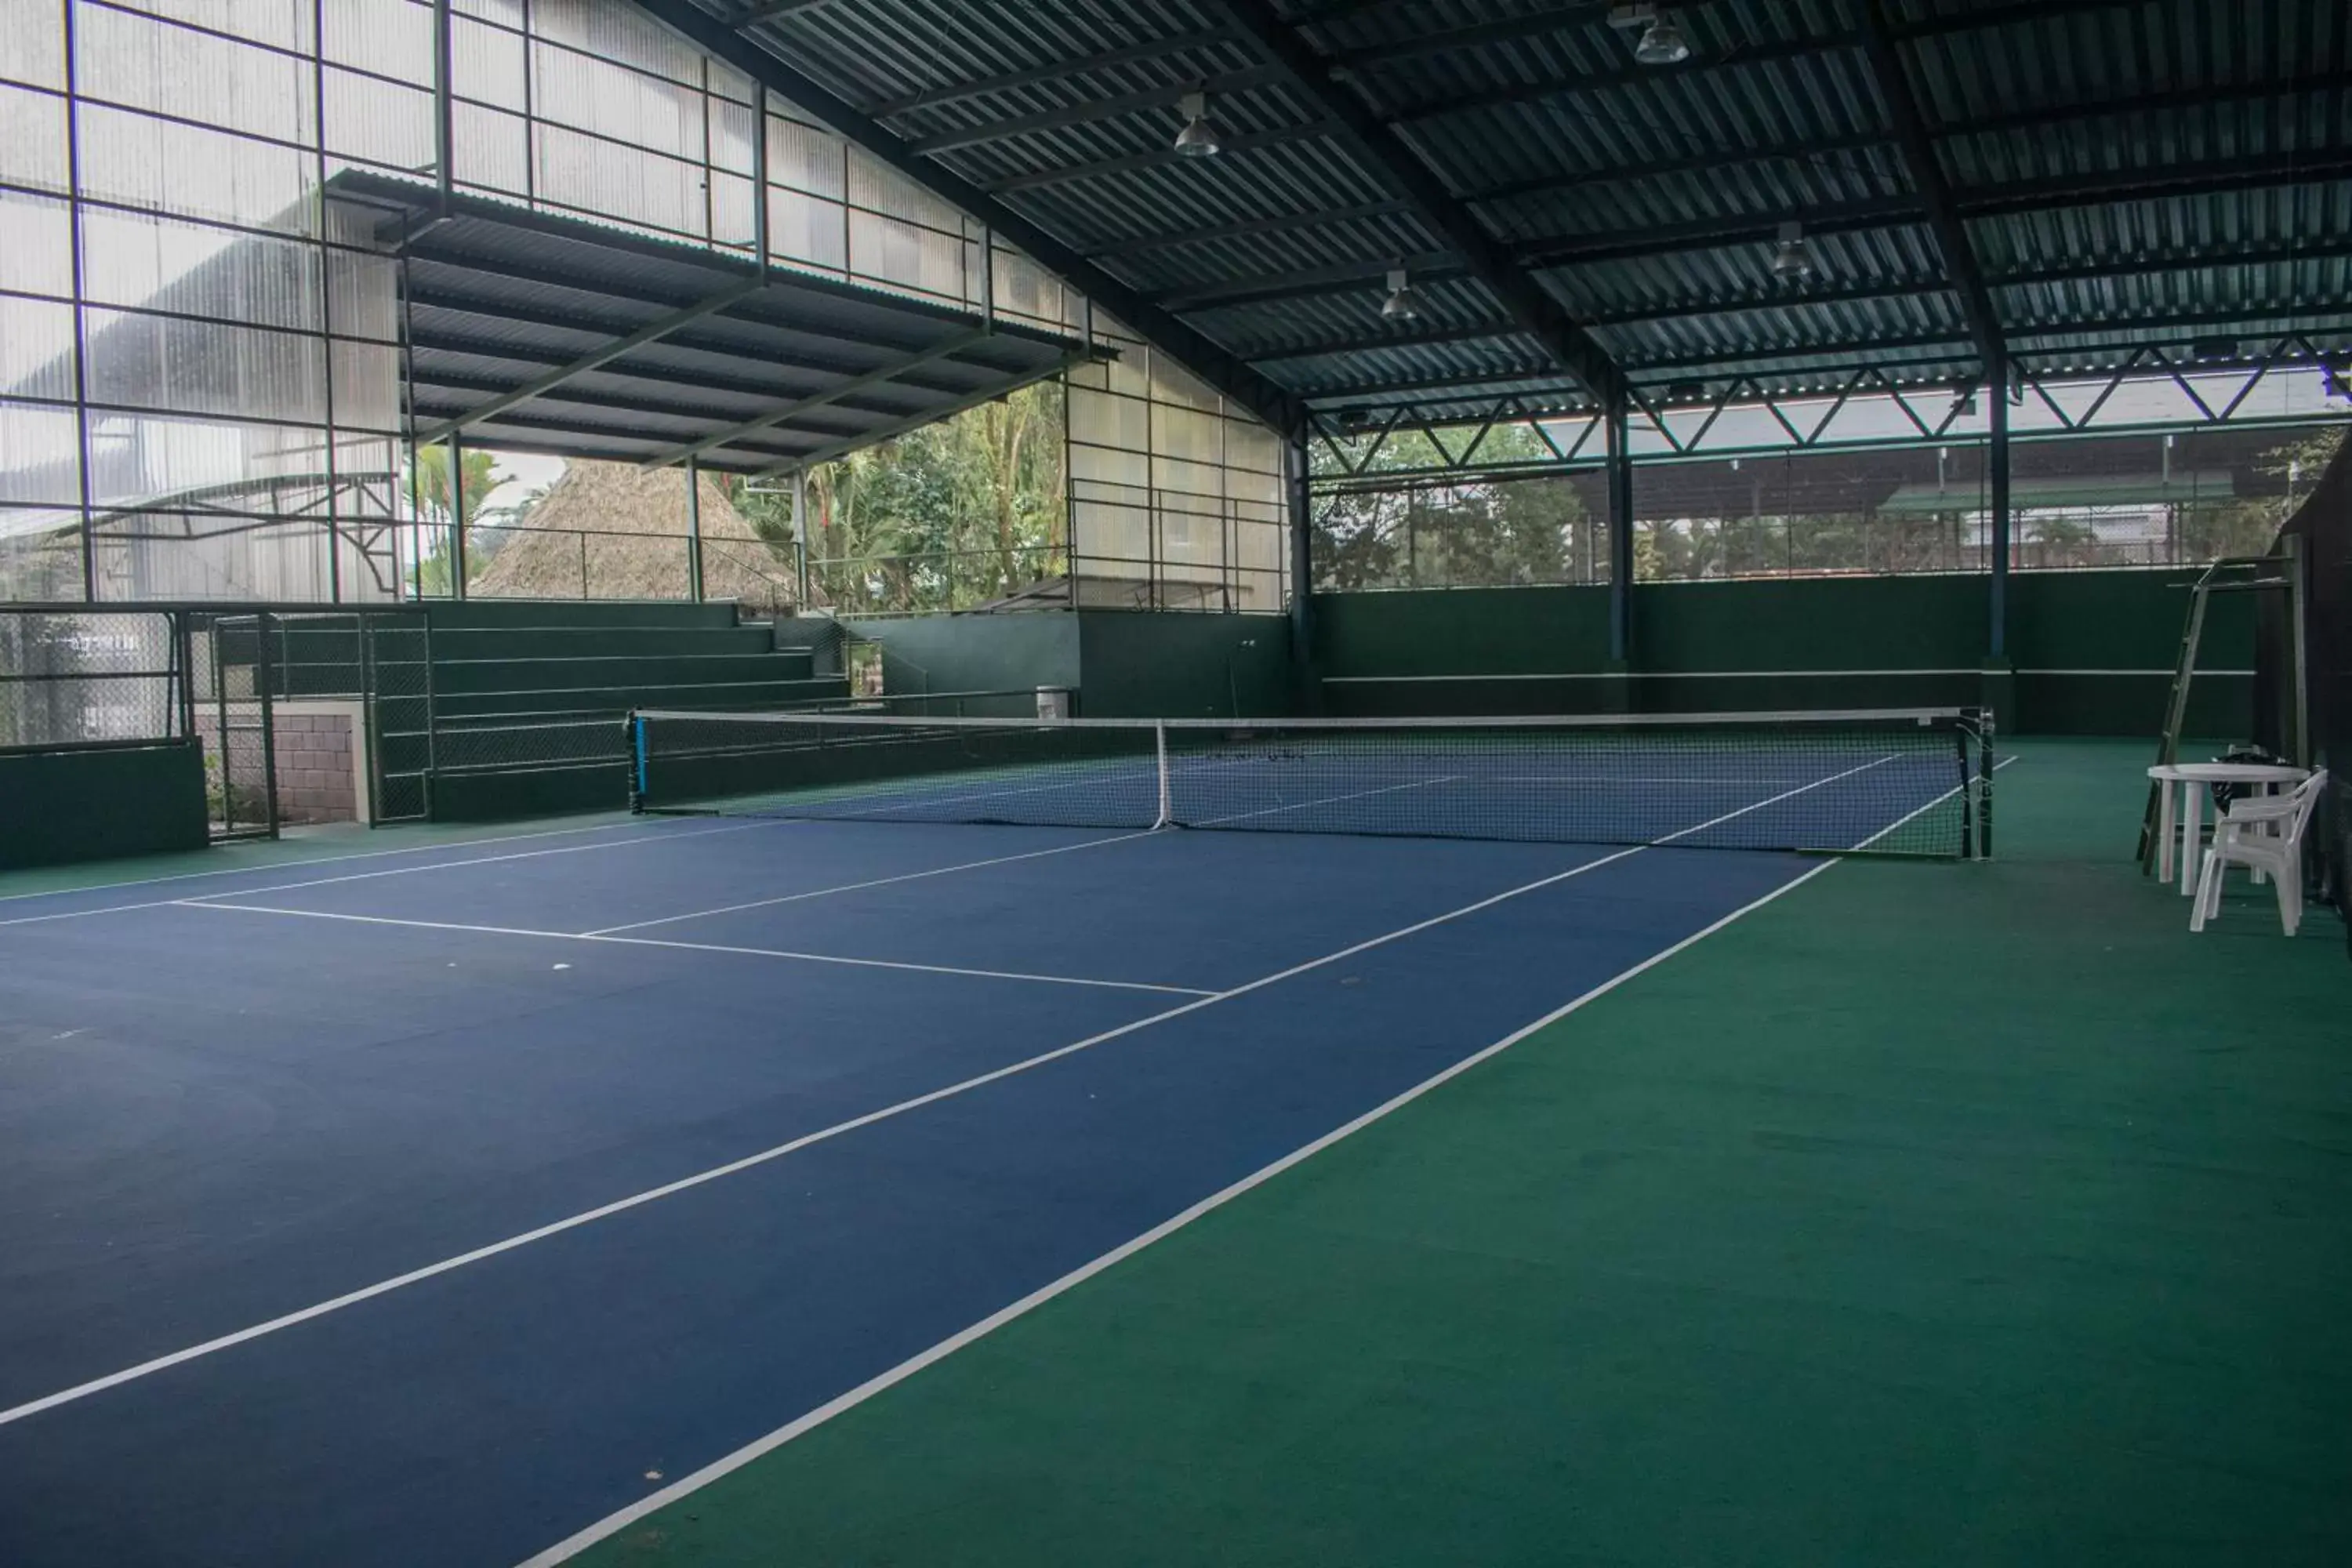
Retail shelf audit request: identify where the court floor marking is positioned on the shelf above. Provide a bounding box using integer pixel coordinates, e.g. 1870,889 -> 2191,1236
0,815 -> 671,909
0,845 -> 1646,1434
171,902 -> 1215,997
584,827 -> 1160,936
1192,776 -> 1464,826
0,753 -> 1896,1435
516,839 -> 1868,1566
0,817 -> 794,931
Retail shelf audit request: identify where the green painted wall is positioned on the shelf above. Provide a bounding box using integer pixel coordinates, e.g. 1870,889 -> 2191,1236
1077,611 -> 1293,719
847,614 -> 1080,705
1312,571 -> 2254,737
1316,586 -> 1610,677
0,741 -> 209,869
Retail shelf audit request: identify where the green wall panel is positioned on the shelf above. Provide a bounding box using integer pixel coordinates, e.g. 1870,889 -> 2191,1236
1078,611 -> 1294,718
1632,575 -> 1984,675
846,614 -> 1080,703
1309,570 -> 2256,738
0,742 -> 209,869
1312,586 -> 1610,677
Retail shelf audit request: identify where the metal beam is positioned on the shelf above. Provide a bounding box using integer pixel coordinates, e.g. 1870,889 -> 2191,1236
1467,131 -> 1893,207
900,68 -> 1286,158
1078,198 -> 1417,259
2000,241 -> 2352,288
1939,71 -> 2352,139
1330,3 -> 1613,70
1857,0 -> 2003,378
1199,0 -> 1625,405
755,347 -> 1094,477
869,32 -> 1235,118
1301,365 -> 1577,401
1961,152 -> 2352,217
630,0 -> 1303,435
413,277 -> 768,445
1153,251 -> 1458,312
1584,278 -> 1950,325
1626,330 -> 1976,372
642,328 -> 993,469
980,122 -> 1332,195
730,0 -> 833,29
1386,33 -> 1864,125
1514,196 -> 1923,268
1244,321 -> 1523,362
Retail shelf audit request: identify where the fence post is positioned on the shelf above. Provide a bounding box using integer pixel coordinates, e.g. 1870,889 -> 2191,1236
685,456 -> 706,603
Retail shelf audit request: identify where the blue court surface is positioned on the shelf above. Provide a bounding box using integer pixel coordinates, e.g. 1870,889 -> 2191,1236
0,791 -> 1929,1566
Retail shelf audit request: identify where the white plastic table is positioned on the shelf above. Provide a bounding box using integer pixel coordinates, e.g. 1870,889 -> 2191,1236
2147,762 -> 2310,895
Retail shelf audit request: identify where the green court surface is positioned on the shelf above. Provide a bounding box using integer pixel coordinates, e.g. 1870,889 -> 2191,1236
577,740 -> 2352,1567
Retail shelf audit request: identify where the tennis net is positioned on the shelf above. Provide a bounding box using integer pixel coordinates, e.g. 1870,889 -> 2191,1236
629,707 -> 1994,858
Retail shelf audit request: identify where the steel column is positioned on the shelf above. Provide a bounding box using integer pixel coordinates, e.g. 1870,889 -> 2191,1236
1987,358 -> 2011,658
1606,397 -> 1634,663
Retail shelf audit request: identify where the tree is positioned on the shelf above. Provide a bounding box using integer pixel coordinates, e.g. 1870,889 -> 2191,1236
405,445 -> 499,596
728,383 -> 1067,613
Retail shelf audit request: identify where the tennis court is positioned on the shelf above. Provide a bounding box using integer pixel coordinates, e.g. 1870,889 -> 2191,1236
5,717 -> 1980,1565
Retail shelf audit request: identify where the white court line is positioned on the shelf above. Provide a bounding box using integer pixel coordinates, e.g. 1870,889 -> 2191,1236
514,823 -> 1880,1566
0,843 -> 1655,1434
1193,775 -> 1463,826
586,828 -> 1161,936
0,818 -> 791,931
0,815 -> 662,908
174,902 -> 1214,998
0,753 -> 1896,1434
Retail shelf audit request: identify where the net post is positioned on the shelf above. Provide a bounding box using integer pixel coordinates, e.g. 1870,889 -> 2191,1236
1153,720 -> 1172,829
1977,710 -> 1995,860
627,710 -> 648,813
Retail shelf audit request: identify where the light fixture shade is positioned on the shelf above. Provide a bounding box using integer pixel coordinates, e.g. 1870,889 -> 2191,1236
1635,15 -> 1691,64
1380,267 -> 1422,321
1772,220 -> 1814,280
1173,90 -> 1221,157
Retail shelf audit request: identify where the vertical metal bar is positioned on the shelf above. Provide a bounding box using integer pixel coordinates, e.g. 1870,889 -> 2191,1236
698,51 -> 714,244
448,431 -> 467,599
1606,396 -> 1634,662
1153,721 -> 1171,829
629,712 -> 648,811
685,457 -> 705,602
752,83 -> 769,269
979,225 -> 994,328
2286,532 -> 2310,767
1987,356 -> 2012,658
1955,721 -> 1974,859
63,0 -> 97,601
358,612 -> 379,826
521,0 -> 535,205
791,470 -> 810,608
432,0 -> 454,211
314,0 -> 341,607
255,613 -> 281,840
1979,711 -> 1996,860
421,608 -> 438,818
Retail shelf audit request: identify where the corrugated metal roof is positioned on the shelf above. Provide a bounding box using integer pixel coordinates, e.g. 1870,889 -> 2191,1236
670,0 -> 2352,426
329,169 -> 1093,474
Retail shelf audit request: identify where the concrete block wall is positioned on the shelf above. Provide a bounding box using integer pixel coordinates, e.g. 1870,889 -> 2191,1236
272,712 -> 356,825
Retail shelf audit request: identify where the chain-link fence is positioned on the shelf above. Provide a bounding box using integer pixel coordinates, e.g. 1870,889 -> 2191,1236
6,607 -> 434,841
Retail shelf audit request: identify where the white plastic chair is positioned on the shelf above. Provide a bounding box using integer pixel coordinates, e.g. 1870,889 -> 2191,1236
2191,768 -> 2328,935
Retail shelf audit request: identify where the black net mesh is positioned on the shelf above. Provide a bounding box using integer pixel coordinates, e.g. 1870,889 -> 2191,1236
632,709 -> 1994,858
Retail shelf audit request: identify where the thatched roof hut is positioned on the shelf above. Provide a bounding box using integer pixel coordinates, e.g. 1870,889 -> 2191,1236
471,460 -> 797,613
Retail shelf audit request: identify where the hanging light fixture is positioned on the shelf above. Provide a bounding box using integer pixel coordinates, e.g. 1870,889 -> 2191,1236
1771,220 -> 1814,281
1379,266 -> 1424,321
1634,11 -> 1691,64
1173,90 -> 1222,158
1607,4 -> 1693,67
